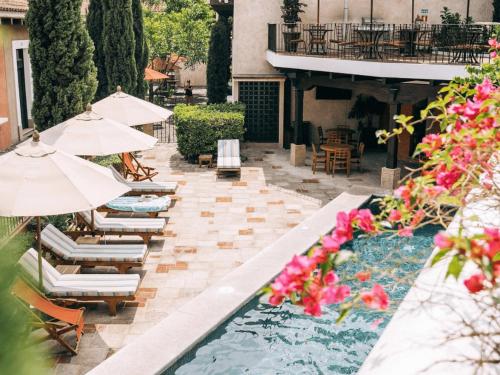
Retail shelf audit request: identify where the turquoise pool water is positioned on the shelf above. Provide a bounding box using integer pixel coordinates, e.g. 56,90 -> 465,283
167,226 -> 438,375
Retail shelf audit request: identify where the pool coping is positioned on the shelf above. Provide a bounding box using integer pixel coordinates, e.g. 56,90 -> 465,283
88,192 -> 371,375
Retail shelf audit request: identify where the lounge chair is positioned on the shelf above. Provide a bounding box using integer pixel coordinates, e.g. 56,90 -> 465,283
42,224 -> 148,274
72,210 -> 166,244
19,249 -> 140,316
217,140 -> 241,177
12,278 -> 85,355
120,152 -> 158,182
110,166 -> 177,196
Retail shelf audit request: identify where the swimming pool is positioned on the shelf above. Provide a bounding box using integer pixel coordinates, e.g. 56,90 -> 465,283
166,226 -> 439,375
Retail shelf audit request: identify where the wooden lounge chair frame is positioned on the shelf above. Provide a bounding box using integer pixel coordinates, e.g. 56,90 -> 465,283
109,166 -> 177,197
12,279 -> 85,355
120,152 -> 158,182
67,211 -> 163,245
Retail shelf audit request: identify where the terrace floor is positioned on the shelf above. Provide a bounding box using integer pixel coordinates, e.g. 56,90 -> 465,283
50,143 -> 386,374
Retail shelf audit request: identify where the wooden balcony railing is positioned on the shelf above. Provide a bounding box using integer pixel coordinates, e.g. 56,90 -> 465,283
268,23 -> 495,66
0,216 -> 31,248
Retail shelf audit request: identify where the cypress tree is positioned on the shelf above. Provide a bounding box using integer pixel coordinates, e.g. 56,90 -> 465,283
102,0 -> 137,94
132,0 -> 148,98
207,17 -> 230,104
87,0 -> 107,100
26,0 -> 97,130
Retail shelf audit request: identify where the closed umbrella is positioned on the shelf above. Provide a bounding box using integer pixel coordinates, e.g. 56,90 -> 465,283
0,132 -> 130,287
92,86 -> 173,127
40,104 -> 157,156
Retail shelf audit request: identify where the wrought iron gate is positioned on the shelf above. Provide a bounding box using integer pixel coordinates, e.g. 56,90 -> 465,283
153,117 -> 177,143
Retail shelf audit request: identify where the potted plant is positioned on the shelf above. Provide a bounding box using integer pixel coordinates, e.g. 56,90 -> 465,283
281,0 -> 307,52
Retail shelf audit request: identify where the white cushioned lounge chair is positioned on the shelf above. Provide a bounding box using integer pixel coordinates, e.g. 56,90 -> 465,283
42,224 -> 148,273
110,166 -> 177,196
72,210 -> 166,244
19,248 -> 140,316
217,139 -> 241,177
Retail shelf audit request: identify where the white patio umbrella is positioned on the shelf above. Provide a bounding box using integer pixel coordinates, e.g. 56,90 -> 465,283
0,117 -> 7,125
0,132 -> 130,288
39,104 -> 158,156
92,86 -> 173,127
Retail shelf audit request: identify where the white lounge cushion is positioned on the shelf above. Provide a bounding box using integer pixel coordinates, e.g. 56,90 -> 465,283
19,249 -> 140,297
110,166 -> 177,193
42,224 -> 147,262
217,140 -> 241,169
80,210 -> 166,233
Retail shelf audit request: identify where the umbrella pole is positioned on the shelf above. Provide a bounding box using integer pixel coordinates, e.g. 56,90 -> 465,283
36,216 -> 43,290
317,0 -> 320,24
91,210 -> 95,234
122,153 -> 126,178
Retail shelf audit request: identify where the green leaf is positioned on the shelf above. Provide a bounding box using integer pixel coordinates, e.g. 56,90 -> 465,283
446,256 -> 464,280
431,250 -> 449,266
335,308 -> 351,324
493,253 -> 500,263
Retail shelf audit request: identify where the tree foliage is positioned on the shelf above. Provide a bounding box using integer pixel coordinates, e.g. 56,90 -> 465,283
207,17 -> 231,104
27,0 -> 97,130
132,0 -> 148,98
103,0 -> 137,94
143,0 -> 214,67
87,0 -> 107,100
494,0 -> 500,22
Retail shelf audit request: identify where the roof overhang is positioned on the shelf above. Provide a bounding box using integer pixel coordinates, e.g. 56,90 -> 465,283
266,50 -> 467,82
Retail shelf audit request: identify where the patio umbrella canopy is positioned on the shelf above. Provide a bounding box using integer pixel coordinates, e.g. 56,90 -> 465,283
92,86 -> 173,127
0,132 -> 130,286
145,67 -> 169,81
40,104 -> 158,156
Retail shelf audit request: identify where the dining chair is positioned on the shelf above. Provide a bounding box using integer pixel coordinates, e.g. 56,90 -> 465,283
318,126 -> 326,145
330,148 -> 351,177
312,144 -> 327,174
350,142 -> 365,171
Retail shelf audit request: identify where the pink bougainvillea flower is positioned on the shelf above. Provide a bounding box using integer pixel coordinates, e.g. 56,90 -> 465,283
269,294 -> 285,306
421,134 -> 443,156
334,211 -> 355,244
398,226 -> 414,237
434,232 -> 454,250
361,284 -> 390,310
388,209 -> 402,222
322,235 -> 341,253
357,209 -> 377,233
436,167 -> 461,189
463,273 -> 486,294
355,271 -> 371,282
324,270 -> 339,285
370,318 -> 384,330
322,284 -> 351,305
483,228 -> 500,259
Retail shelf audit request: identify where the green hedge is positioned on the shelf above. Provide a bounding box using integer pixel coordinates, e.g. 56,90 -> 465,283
175,104 -> 245,161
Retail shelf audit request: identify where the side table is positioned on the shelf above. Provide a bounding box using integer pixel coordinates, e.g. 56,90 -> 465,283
199,154 -> 213,168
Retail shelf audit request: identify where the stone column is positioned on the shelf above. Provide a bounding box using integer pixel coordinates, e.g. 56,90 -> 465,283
290,80 -> 306,166
381,102 -> 401,190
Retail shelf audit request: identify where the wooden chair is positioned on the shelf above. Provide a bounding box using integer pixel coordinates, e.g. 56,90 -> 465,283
317,126 -> 326,145
120,152 -> 158,182
110,166 -> 177,196
311,144 -> 327,174
330,148 -> 351,177
350,142 -> 365,171
12,279 -> 85,355
327,130 -> 348,145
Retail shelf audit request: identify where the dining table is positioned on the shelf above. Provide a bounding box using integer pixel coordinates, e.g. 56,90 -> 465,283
354,25 -> 390,60
320,143 -> 353,174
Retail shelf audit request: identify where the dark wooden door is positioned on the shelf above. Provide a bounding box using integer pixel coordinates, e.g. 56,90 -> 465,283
238,81 -> 279,142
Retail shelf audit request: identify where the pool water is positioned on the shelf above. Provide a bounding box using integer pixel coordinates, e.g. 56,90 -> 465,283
167,226 -> 439,375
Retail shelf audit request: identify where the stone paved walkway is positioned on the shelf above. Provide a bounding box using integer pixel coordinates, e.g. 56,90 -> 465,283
51,143 -> 385,374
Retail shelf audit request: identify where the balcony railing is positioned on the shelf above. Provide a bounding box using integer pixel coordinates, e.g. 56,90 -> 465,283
268,23 -> 494,66
0,216 -> 31,248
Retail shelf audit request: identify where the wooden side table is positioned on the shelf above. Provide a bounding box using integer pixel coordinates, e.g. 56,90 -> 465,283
76,236 -> 100,245
199,154 -> 213,168
55,265 -> 81,274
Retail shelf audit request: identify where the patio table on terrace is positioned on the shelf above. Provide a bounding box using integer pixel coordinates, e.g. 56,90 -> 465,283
304,26 -> 332,55
354,25 -> 389,59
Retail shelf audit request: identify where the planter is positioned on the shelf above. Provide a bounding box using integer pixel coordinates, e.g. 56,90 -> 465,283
283,31 -> 301,53
290,143 -> 306,167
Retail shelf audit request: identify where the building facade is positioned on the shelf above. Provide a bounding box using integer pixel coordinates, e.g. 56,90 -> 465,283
0,1 -> 32,151
211,0 -> 495,186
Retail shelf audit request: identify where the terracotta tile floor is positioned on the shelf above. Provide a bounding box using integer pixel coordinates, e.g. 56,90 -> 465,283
51,143 -> 385,374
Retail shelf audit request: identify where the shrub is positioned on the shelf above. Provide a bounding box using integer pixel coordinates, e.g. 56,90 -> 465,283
174,104 -> 245,161
207,17 -> 231,104
205,102 -> 246,114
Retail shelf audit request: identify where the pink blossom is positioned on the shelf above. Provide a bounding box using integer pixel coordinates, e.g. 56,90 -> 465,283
484,228 -> 500,259
463,273 -> 485,294
434,232 -> 454,250
324,270 -> 339,285
475,78 -> 495,101
334,211 -> 355,244
398,226 -> 414,237
361,284 -> 390,310
322,235 -> 341,253
370,318 -> 384,330
436,167 -> 461,189
388,209 -> 402,222
357,209 -> 377,233
322,285 -> 351,304
421,134 -> 443,156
